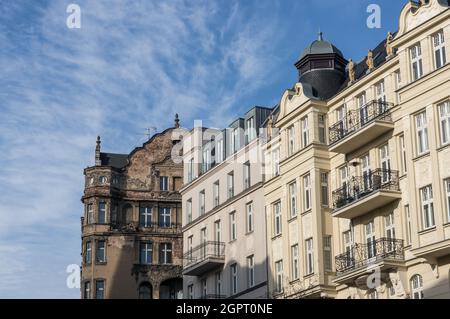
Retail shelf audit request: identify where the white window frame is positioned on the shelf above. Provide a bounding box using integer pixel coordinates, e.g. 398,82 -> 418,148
98,201 -> 106,224
287,125 -> 296,156
301,117 -> 309,148
291,244 -> 299,281
140,206 -> 153,228
230,212 -> 237,241
227,172 -> 234,199
230,264 -> 238,295
410,275 -> 424,299
289,181 -> 298,217
415,111 -> 429,156
305,238 -> 314,275
446,179 -> 450,223
215,272 -> 222,296
188,158 -> 194,183
216,139 -> 224,163
244,162 -> 251,189
405,205 -> 412,246
87,204 -> 94,224
439,101 -> 450,146
247,255 -> 255,288
321,172 -> 329,207
399,135 -> 407,174
272,148 -> 280,177
199,191 -> 205,216
246,117 -> 256,143
160,176 -> 169,191
303,174 -> 312,212
421,185 -> 435,230
274,202 -> 282,236
433,31 -> 446,69
160,243 -> 172,264
140,241 -> 153,265
246,202 -> 254,233
85,241 -> 92,264
186,199 -> 192,224
275,260 -> 283,293
323,236 -> 332,272
318,114 -> 326,144
375,80 -> 386,103
96,240 -> 106,263
213,181 -> 220,207
410,43 -> 423,81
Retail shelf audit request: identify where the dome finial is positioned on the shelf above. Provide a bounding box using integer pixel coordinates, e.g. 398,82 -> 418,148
318,29 -> 323,41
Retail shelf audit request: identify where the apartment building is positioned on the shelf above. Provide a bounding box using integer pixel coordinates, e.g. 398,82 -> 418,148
180,107 -> 272,299
264,0 -> 450,299
80,117 -> 184,299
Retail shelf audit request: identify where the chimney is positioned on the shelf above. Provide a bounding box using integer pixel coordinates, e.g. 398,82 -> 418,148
95,136 -> 101,166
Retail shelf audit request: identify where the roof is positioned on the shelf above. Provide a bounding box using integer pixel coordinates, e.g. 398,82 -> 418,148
100,153 -> 128,169
299,34 -> 344,61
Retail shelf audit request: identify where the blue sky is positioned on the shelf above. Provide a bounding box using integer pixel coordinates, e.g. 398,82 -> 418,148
0,0 -> 405,298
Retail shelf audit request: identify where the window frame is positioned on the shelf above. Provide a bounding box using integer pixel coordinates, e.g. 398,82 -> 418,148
289,181 -> 298,218
415,111 -> 429,156
410,275 -> 424,299
247,255 -> 255,288
432,31 -> 446,69
140,241 -> 153,265
95,279 -> 105,299
246,202 -> 254,233
410,43 -> 423,81
303,174 -> 312,212
439,101 -> 450,146
96,240 -> 106,264
273,202 -> 282,236
420,185 -> 435,230
291,244 -> 299,281
305,238 -> 314,275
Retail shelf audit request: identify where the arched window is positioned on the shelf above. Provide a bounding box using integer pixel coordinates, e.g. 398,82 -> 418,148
410,275 -> 424,299
139,283 -> 152,299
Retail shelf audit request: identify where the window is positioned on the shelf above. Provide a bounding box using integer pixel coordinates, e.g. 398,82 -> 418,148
301,117 -> 309,148
246,202 -> 254,233
187,284 -> 194,299
439,101 -> 450,145
227,172 -> 234,199
446,180 -> 450,222
139,283 -> 152,299
324,236 -> 332,272
380,144 -> 391,183
272,148 -> 280,177
244,162 -> 251,189
188,158 -> 194,183
433,31 -> 446,69
230,212 -> 237,241
140,207 -> 152,228
305,238 -> 314,275
399,135 -> 407,174
140,242 -> 153,265
85,241 -> 92,264
385,212 -> 396,252
287,125 -> 296,156
202,146 -> 211,173
365,221 -> 376,259
87,204 -> 94,224
318,114 -> 326,144
95,280 -> 105,299
158,207 -> 171,228
215,220 -> 221,242
216,139 -> 224,164
213,181 -> 220,207
84,281 -> 91,299
247,255 -> 255,288
415,111 -> 429,155
275,260 -> 283,293
375,80 -> 386,103
200,228 -> 207,258
231,128 -> 239,153
405,205 -> 412,245
421,185 -> 435,229
410,43 -> 423,81
160,176 -> 169,191
336,105 -> 347,138
410,275 -> 424,299
289,182 -> 298,217
98,202 -> 106,224
187,236 -> 193,262
395,70 -> 401,104
159,243 -> 172,264
321,173 -> 329,207
99,176 -> 107,184
358,93 -> 368,125
96,240 -> 106,263
199,191 -> 205,216
343,230 -> 354,268
186,199 -> 192,224
291,244 -> 299,281
303,174 -> 312,211
201,279 -> 207,298
215,272 -> 222,296
246,117 -> 256,143
273,202 -> 282,236
230,264 -> 238,295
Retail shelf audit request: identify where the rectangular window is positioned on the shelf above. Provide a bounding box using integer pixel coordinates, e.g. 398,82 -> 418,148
199,191 -> 205,216
321,172 -> 329,207
87,204 -> 94,224
275,260 -> 283,293
395,70 -> 401,104
188,158 -> 194,183
84,281 -> 91,299
227,172 -> 234,199
246,202 -> 254,233
446,180 -> 450,223
405,205 -> 412,245
415,111 -> 429,155
96,240 -> 106,263
244,162 -> 251,189
301,117 -> 309,148
215,272 -> 222,296
98,202 -> 106,224
291,244 -> 299,280
305,238 -> 314,275
323,236 -> 332,272
385,212 -> 396,239
272,148 -> 280,177
140,207 -> 152,228
343,230 -> 354,268
200,228 -> 207,258
186,199 -> 192,224
140,241 -> 153,265
159,243 -> 172,264
439,101 -> 450,146
85,241 -> 92,264
289,182 -> 298,217
318,114 -> 326,144
247,255 -> 255,288
375,80 -> 386,103
213,181 -> 220,207
336,105 -> 347,137
201,279 -> 207,298
216,139 -> 224,163
287,125 -> 296,156
95,280 -> 105,299
246,117 -> 256,143
421,185 -> 435,229
158,207 -> 171,228
202,147 -> 211,173
187,285 -> 194,299
187,236 -> 193,262
433,31 -> 446,69
274,202 -> 282,236
358,93 -> 368,125
215,220 -> 221,242
230,264 -> 238,295
399,135 -> 407,174
160,176 -> 169,191
231,128 -> 239,153
410,43 -> 423,81
303,174 -> 312,211
230,212 -> 237,241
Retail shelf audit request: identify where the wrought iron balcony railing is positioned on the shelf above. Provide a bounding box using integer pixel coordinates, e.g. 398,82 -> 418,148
329,101 -> 393,146
335,238 -> 404,275
183,241 -> 225,269
332,169 -> 400,210
199,294 -> 228,300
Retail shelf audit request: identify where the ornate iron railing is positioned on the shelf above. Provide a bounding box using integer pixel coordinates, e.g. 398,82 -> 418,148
199,294 -> 228,300
329,100 -> 393,146
332,169 -> 400,210
335,238 -> 404,275
183,241 -> 225,269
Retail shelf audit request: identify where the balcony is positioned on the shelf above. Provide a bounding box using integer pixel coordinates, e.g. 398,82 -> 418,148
183,241 -> 225,276
334,238 -> 404,285
329,101 -> 394,154
332,169 -> 401,219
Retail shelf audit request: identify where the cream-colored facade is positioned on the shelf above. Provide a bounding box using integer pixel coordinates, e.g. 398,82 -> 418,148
264,0 -> 450,299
